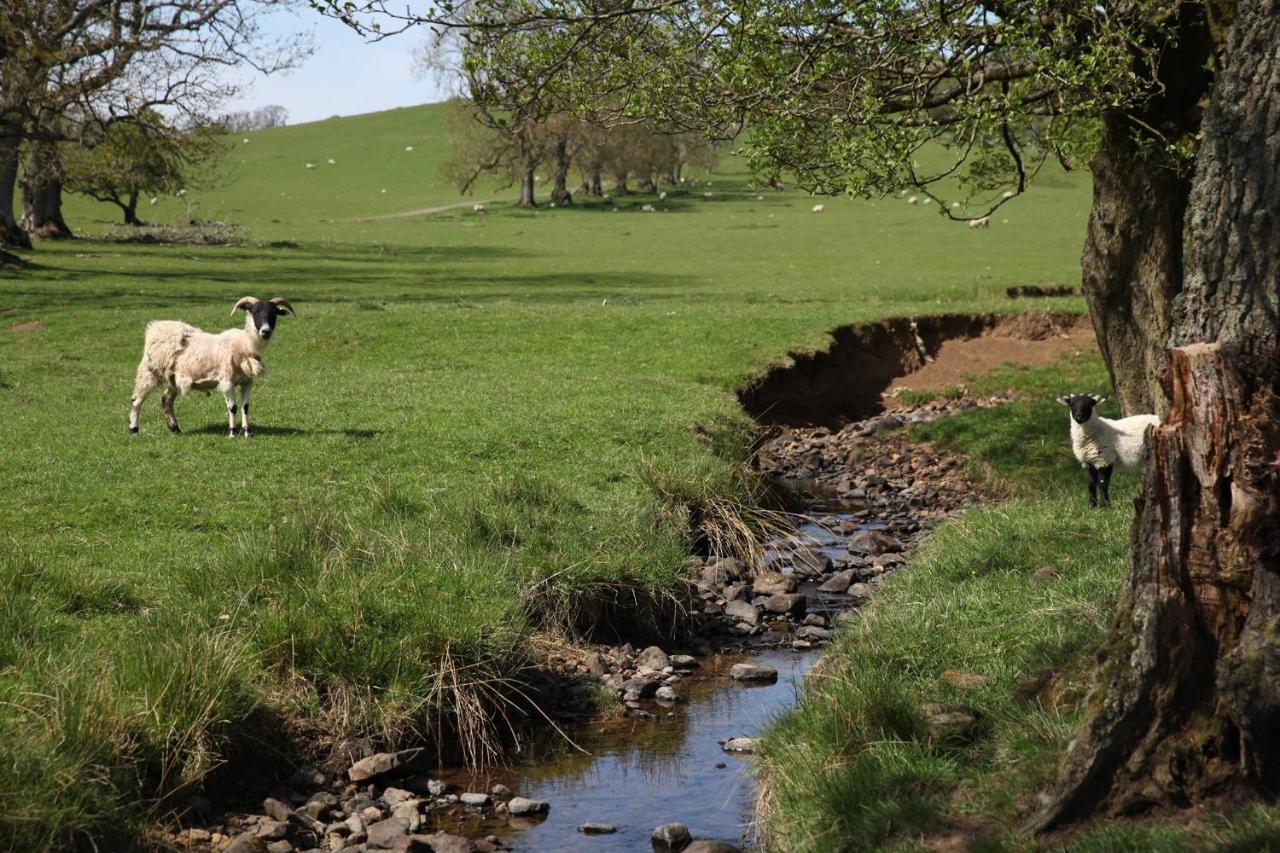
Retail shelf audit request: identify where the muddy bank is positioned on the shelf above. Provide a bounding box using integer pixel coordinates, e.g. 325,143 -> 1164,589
738,311 -> 1092,426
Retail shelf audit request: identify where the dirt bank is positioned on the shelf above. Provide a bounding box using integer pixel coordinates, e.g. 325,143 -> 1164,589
738,311 -> 1094,426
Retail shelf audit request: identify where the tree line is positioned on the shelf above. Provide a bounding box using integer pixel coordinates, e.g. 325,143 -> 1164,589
444,101 -> 721,207
0,0 -> 306,248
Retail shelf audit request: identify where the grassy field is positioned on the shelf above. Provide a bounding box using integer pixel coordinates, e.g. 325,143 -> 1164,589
0,102 -> 1102,846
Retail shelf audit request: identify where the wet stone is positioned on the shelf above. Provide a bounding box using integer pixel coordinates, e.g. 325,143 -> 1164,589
721,737 -> 757,754
255,819 -> 289,840
266,841 -> 294,853
490,784 -> 512,798
795,625 -> 833,641
579,822 -> 618,834
507,797 -> 550,816
730,663 -> 778,682
224,832 -> 268,853
686,843 -> 745,853
817,570 -> 855,593
723,600 -> 759,625
348,749 -> 423,783
846,583 -> 874,602
655,685 -> 680,703
651,822 -> 693,852
789,547 -> 832,576
764,592 -> 806,616
670,654 -> 699,669
849,530 -> 902,556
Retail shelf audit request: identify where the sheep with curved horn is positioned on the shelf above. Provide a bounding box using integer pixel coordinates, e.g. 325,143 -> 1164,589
129,296 -> 296,438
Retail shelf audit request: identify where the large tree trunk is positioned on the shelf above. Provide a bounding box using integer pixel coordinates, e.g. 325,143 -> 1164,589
0,126 -> 32,249
1080,2 -> 1212,417
121,191 -> 144,226
20,141 -> 72,239
1037,2 -> 1280,829
517,161 -> 537,208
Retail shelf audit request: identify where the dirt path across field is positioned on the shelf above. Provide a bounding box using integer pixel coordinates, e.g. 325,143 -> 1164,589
345,199 -> 491,222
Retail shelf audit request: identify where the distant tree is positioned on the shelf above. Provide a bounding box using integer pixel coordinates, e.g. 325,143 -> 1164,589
0,0 -> 307,248
62,114 -> 225,225
217,105 -> 290,132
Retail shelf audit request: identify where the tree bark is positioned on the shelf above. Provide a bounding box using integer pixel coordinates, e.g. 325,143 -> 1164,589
20,141 -> 72,240
122,191 -> 144,226
550,138 -> 573,206
1038,1 -> 1280,828
0,126 -> 32,249
1079,2 -> 1212,417
517,161 -> 537,207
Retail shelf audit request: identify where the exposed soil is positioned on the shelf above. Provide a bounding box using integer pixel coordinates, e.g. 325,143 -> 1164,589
738,311 -> 1095,427
1006,284 -> 1079,299
8,320 -> 42,333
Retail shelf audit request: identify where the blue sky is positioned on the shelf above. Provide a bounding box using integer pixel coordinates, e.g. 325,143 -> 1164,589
225,5 -> 451,125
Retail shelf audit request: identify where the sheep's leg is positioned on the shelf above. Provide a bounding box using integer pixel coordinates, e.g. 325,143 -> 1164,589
129,364 -> 158,434
161,386 -> 181,433
1098,464 -> 1114,508
222,387 -> 237,438
239,382 -> 252,438
1086,465 -> 1099,508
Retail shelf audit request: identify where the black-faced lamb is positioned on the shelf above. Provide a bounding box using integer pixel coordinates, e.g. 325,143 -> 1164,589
1057,393 -> 1160,507
129,296 -> 295,438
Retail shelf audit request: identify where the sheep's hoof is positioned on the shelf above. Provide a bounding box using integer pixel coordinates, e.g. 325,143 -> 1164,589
168,424 -> 181,434
241,430 -> 253,439
227,430 -> 237,439
128,426 -> 138,434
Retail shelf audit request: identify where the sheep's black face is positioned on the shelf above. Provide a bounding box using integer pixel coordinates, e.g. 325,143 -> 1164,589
245,301 -> 290,341
1057,393 -> 1105,424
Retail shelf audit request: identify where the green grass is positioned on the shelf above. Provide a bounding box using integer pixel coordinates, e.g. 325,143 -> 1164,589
0,102 -> 1097,845
754,358 -> 1280,851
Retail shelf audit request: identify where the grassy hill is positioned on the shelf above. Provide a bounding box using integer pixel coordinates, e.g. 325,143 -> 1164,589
1,101 -> 1112,846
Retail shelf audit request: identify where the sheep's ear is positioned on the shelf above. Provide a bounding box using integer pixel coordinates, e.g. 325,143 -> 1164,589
1091,395 -> 1107,404
1056,395 -> 1071,406
232,296 -> 259,316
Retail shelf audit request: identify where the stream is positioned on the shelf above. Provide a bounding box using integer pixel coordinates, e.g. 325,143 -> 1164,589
425,518 -> 862,851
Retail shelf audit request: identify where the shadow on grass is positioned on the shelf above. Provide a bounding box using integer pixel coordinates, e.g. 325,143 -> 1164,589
186,424 -> 382,439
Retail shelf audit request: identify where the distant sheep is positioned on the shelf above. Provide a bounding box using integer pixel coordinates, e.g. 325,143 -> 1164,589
968,217 -> 990,229
129,297 -> 295,438
922,197 -> 933,205
404,146 -> 414,152
907,196 -> 918,204
703,191 -> 714,198
1057,394 -> 1160,508
472,203 -> 486,213
951,201 -> 961,209
811,204 -> 825,214
327,158 -> 336,166
641,204 -> 656,212
659,191 -> 668,200
1002,190 -> 1016,199
305,162 -> 315,170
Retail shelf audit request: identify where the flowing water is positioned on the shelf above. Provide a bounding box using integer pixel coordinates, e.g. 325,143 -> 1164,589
427,516 -> 868,851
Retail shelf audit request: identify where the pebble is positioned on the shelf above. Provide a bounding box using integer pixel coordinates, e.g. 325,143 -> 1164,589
460,792 -> 490,807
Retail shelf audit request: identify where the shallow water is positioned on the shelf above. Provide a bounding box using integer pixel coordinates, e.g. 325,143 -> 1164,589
433,648 -> 815,850
427,516 -> 864,850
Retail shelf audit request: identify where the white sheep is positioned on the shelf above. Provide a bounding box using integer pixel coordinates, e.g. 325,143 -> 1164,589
472,203 -> 486,213
129,297 -> 295,438
1057,394 -> 1160,507
1002,190 -> 1016,199
641,203 -> 656,212
659,191 -> 668,200
907,196 -> 918,204
305,162 -> 315,170
811,203 -> 825,214
968,217 -> 990,229
327,158 -> 336,166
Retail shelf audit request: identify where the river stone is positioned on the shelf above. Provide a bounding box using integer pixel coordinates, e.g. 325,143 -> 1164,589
849,530 -> 902,555
584,652 -> 608,675
752,572 -> 797,596
348,748 -> 423,782
262,797 -> 294,822
425,779 -> 448,797
655,685 -> 680,703
392,801 -> 423,832
790,547 -> 832,576
382,787 -> 415,806
491,784 -> 512,798
724,600 -> 759,625
265,841 -> 293,853
413,833 -> 470,853
651,822 -> 693,851
846,583 -> 874,603
685,843 -> 744,853
700,564 -> 733,590
795,625 -> 833,641
224,833 -> 268,853
255,820 -> 289,840
802,613 -> 827,627
460,792 -> 490,807
721,737 -> 757,754
730,663 -> 778,682
722,584 -> 746,602
764,592 -> 806,616
922,705 -> 979,741
817,569 -> 855,593
623,676 -> 660,699
708,557 -> 746,579
366,816 -> 410,849
579,823 -> 618,834
670,654 -> 699,669
636,646 -> 671,671
507,797 -> 550,816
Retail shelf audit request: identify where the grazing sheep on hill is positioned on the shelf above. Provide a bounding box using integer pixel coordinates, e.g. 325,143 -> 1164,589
1057,393 -> 1160,508
968,217 -> 990,229
907,196 -> 918,204
305,162 -> 315,170
129,297 -> 295,438
811,203 -> 825,213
